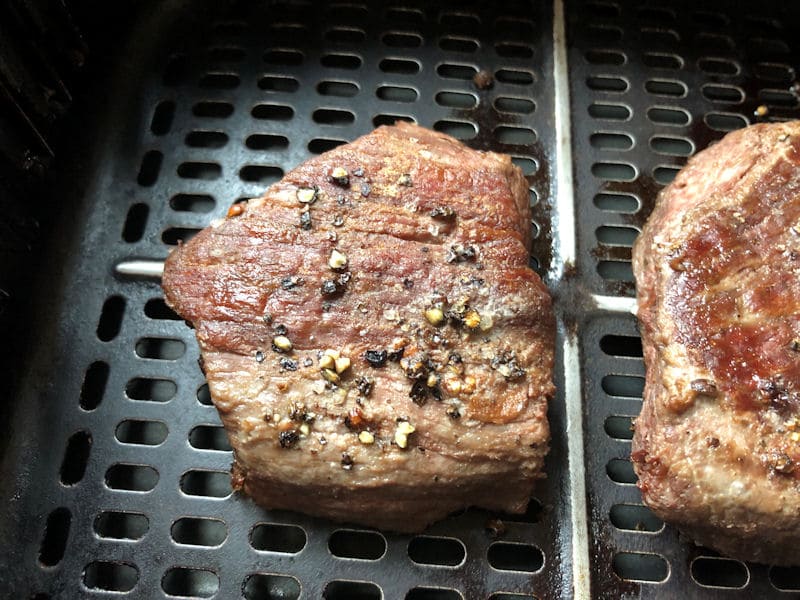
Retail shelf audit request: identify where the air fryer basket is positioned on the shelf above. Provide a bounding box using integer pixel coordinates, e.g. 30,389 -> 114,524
1,0 -> 800,598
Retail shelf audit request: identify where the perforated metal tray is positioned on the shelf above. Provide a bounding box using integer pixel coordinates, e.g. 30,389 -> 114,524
2,0 -> 800,598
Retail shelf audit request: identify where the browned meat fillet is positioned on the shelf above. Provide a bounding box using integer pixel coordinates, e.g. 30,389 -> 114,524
162,123 -> 554,532
632,121 -> 800,565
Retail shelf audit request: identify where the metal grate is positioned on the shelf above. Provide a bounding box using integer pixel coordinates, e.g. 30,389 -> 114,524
568,0 -> 800,597
5,0 -> 800,598
0,1 -> 568,598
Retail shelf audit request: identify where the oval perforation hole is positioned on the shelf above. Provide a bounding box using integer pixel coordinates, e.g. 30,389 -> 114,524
199,72 -> 240,89
162,227 -> 201,245
698,57 -> 739,76
135,337 -> 186,360
612,552 -> 668,582
379,58 -> 420,74
645,79 -> 686,97
325,27 -> 366,44
161,567 -> 219,598
382,32 -> 423,48
638,6 -> 674,21
642,52 -> 683,69
185,131 -> 229,148
83,561 -> 139,592
122,203 -> 148,242
594,192 -> 639,212
495,68 -> 534,85
702,84 -> 744,104
250,523 -> 307,553
590,132 -> 633,151
373,114 -> 415,127
171,517 -> 227,547
591,162 -> 636,182
386,7 -> 423,25
115,419 -> 168,446
494,97 -> 535,114
650,136 -> 692,156
494,125 -> 536,145
654,165 -> 681,185
321,53 -> 362,69
177,162 -> 221,180
258,75 -> 300,92
695,33 -> 733,52
607,458 -> 637,484
598,261 -> 633,282
189,425 -> 231,451
244,574 -> 301,600
487,542 -> 543,573
436,63 -> 478,80
585,50 -> 626,66
439,36 -> 478,53
126,377 -> 177,402
440,11 -> 481,30
596,225 -> 638,247
208,46 -> 245,62
641,27 -> 679,45
61,430 -> 92,485
39,507 -> 71,566
604,415 -> 634,440
586,75 -> 628,93
589,103 -> 631,121
180,469 -> 231,498
770,566 -> 800,591
197,384 -> 212,405
308,138 -> 348,154
434,120 -> 476,140
80,361 -> 108,410
94,511 -> 149,540
748,37 -> 789,56
585,25 -> 622,44
240,165 -> 284,184
376,85 -> 418,103
647,106 -> 690,126
496,42 -> 534,58
313,108 -> 356,125
754,62 -> 794,83
105,464 -> 159,492
405,589 -> 462,600
150,100 -> 175,135
600,334 -> 643,357
137,150 -> 162,186
263,49 -> 303,66
252,103 -> 295,120
610,504 -> 662,532
144,298 -> 180,320
705,112 -> 748,132
602,374 -> 644,398
408,536 -> 465,567
512,157 -> 537,175
759,89 -> 798,107
436,91 -> 477,109
588,2 -> 621,18
691,557 -> 748,588
317,80 -> 358,97
163,54 -> 188,86
246,134 -> 289,151
193,101 -> 234,118
324,581 -> 382,599
97,295 -> 125,342
328,529 -> 386,560
693,10 -> 729,28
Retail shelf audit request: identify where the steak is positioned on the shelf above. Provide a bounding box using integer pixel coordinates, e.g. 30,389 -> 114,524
632,121 -> 800,565
162,123 -> 554,532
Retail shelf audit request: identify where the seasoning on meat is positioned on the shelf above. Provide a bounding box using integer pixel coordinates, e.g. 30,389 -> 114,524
162,123 -> 554,533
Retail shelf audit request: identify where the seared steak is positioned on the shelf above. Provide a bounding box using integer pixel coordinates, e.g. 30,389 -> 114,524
632,121 -> 800,565
162,123 -> 554,532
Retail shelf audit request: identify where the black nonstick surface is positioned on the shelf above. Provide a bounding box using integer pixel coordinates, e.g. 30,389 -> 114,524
2,0 -> 800,598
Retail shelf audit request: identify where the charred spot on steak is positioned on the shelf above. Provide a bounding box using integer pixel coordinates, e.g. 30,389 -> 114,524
279,357 -> 298,372
279,429 -> 300,448
355,376 -> 374,397
255,351 -> 265,363
430,206 -> 456,220
364,349 -> 388,367
410,380 -> 429,405
280,275 -> 304,290
445,243 -> 477,264
341,453 -> 354,470
387,347 -> 405,362
299,210 -> 312,230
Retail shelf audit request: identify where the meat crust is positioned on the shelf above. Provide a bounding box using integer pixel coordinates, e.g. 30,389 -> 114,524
632,121 -> 800,565
162,123 -> 554,532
